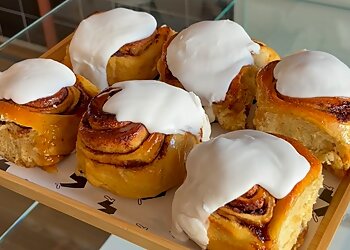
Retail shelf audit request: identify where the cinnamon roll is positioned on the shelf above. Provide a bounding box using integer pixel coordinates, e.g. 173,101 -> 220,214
158,20 -> 279,130
76,80 -> 210,199
64,8 -> 175,90
172,130 -> 322,250
0,58 -> 98,168
254,50 -> 350,176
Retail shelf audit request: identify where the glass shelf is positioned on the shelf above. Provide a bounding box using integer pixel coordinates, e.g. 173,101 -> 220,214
0,0 -> 235,70
235,0 -> 350,66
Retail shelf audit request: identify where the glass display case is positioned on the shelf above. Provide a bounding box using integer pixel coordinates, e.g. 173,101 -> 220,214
0,1 -> 349,249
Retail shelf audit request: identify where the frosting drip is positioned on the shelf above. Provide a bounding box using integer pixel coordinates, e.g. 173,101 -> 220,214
171,130 -> 310,248
274,50 -> 350,98
69,8 -> 157,90
166,20 -> 260,106
0,58 -> 76,104
102,80 -> 211,140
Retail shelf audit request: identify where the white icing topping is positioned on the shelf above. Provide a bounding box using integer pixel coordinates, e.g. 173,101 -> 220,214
274,50 -> 350,98
166,20 -> 260,106
69,8 -> 157,90
102,80 -> 211,140
0,58 -> 76,104
204,106 -> 215,123
171,130 -> 310,248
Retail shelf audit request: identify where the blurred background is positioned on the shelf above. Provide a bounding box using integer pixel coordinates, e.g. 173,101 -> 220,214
0,0 -> 233,70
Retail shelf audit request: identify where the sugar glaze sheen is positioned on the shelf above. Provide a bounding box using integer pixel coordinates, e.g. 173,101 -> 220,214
274,50 -> 350,98
171,130 -> 310,249
166,20 -> 260,106
69,8 -> 157,90
102,80 -> 211,141
0,58 -> 75,104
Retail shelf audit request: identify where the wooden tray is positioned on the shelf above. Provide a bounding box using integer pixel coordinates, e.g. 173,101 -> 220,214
1,35 -> 350,250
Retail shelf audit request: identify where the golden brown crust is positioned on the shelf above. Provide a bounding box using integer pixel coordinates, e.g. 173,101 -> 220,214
253,41 -> 280,68
207,135 -> 322,250
212,66 -> 258,130
216,185 -> 275,243
292,226 -> 307,250
64,26 -> 175,88
113,31 -> 158,57
0,75 -> 98,168
254,61 -> 350,176
157,34 -> 184,88
157,34 -> 279,131
76,87 -> 199,198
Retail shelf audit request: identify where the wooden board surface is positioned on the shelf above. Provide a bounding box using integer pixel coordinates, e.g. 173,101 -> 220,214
0,35 -> 349,250
309,173 -> 350,250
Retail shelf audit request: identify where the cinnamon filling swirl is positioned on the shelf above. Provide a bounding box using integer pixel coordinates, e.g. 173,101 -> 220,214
276,86 -> 350,122
22,86 -> 81,114
273,62 -> 350,122
2,85 -> 88,117
0,77 -> 94,132
79,88 -> 173,169
216,185 -> 276,242
113,31 -> 158,57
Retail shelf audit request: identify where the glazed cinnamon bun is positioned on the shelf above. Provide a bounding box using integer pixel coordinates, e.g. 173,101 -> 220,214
76,80 -> 210,199
254,50 -> 350,176
0,58 -> 98,168
158,20 -> 279,130
172,130 -> 322,250
64,8 -> 175,90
